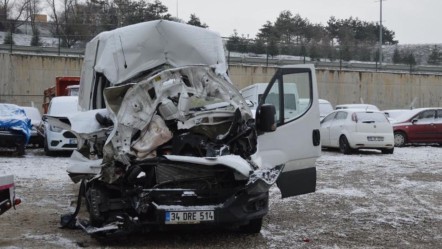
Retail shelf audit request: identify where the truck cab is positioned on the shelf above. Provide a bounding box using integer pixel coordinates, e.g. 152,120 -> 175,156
59,20 -> 320,236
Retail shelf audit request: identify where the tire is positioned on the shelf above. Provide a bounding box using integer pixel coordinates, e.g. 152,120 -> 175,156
381,148 -> 394,154
339,135 -> 352,154
239,218 -> 263,234
85,184 -> 107,227
394,132 -> 406,147
16,144 -> 25,156
44,137 -> 53,156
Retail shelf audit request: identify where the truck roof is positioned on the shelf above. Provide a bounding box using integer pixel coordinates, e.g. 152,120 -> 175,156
84,20 -> 227,86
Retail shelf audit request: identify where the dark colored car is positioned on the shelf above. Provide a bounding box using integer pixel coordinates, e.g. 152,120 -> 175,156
392,108 -> 442,147
0,104 -> 31,155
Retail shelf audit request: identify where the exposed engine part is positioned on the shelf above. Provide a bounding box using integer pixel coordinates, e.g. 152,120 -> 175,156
96,66 -> 254,183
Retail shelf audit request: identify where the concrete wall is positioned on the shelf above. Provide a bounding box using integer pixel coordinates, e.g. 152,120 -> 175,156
0,53 -> 83,109
316,69 -> 442,110
1,53 -> 441,112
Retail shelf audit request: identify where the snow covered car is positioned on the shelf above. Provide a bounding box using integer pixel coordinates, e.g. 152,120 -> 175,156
320,109 -> 394,154
319,99 -> 333,121
0,175 -> 21,216
335,104 -> 379,111
43,96 -> 79,156
57,20 -> 321,236
0,104 -> 31,156
21,106 -> 44,147
392,108 -> 442,147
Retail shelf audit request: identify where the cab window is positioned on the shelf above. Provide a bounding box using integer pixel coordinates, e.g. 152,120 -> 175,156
262,69 -> 312,126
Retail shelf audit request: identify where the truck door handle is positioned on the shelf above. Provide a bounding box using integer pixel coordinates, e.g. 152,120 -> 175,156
312,129 -> 320,146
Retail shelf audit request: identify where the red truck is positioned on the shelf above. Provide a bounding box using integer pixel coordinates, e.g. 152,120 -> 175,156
42,76 -> 80,114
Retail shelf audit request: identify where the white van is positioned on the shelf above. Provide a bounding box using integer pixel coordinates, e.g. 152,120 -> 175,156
319,99 -> 334,121
58,20 -> 321,236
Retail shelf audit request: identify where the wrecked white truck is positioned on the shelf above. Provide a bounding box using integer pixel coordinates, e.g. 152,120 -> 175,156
57,20 -> 321,236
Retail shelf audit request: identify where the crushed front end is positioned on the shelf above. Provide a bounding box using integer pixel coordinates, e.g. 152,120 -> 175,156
66,66 -> 282,236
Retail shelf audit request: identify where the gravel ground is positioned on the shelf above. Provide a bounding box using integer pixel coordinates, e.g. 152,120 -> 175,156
0,146 -> 441,248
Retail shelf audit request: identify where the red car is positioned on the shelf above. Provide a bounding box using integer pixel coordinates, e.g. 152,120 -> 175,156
392,108 -> 442,147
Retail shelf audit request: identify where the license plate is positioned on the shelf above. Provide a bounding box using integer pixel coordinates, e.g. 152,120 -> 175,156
69,139 -> 77,144
367,136 -> 384,141
165,210 -> 214,224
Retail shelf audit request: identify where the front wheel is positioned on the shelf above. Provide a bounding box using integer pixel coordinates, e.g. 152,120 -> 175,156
339,135 -> 352,154
394,132 -> 406,147
44,137 -> 53,156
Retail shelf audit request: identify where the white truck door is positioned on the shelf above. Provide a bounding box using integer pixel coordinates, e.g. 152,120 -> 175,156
78,39 -> 99,111
257,64 -> 320,198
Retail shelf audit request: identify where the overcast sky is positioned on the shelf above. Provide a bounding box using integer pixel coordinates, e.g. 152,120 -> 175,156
159,0 -> 442,44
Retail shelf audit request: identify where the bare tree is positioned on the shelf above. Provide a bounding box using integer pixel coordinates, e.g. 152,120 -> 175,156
27,0 -> 41,45
2,0 -> 30,44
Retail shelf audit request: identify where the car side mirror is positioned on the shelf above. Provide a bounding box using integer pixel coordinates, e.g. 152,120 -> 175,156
411,119 -> 418,124
256,104 -> 276,132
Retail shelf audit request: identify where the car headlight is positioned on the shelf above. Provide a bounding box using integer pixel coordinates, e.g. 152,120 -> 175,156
49,125 -> 63,132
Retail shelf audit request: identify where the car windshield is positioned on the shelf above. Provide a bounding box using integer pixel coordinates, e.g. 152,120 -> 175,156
356,112 -> 388,123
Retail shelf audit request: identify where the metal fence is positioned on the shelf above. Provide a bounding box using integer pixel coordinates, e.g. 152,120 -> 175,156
1,43 -> 442,75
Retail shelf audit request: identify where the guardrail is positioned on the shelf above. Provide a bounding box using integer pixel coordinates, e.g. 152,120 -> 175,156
0,44 -> 84,57
2,44 -> 442,74
227,56 -> 442,75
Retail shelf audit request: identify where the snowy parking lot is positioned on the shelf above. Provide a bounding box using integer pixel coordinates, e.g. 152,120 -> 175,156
0,146 -> 441,248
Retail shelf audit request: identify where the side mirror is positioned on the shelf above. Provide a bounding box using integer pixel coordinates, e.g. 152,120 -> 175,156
411,119 -> 418,124
256,104 -> 276,132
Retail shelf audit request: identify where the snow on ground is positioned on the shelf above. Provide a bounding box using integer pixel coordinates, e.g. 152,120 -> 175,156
0,146 -> 441,248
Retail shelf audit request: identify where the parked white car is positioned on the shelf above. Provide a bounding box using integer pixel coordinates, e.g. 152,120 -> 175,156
43,96 -> 79,156
335,104 -> 379,111
320,109 -> 394,154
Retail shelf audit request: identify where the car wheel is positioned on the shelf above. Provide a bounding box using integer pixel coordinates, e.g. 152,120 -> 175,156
339,135 -> 352,154
394,132 -> 406,147
16,144 -> 25,156
381,148 -> 394,154
44,137 -> 53,156
85,183 -> 109,227
239,218 -> 263,234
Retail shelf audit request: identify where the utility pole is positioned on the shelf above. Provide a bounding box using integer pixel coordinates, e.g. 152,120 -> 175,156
176,0 -> 179,18
379,0 -> 383,69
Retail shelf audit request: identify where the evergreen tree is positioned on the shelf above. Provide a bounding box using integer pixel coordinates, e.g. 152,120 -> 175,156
392,47 -> 402,64
3,31 -> 14,45
31,28 -> 41,46
309,43 -> 320,61
226,30 -> 241,52
427,45 -> 441,65
252,37 -> 266,54
405,52 -> 416,72
187,14 -> 208,28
